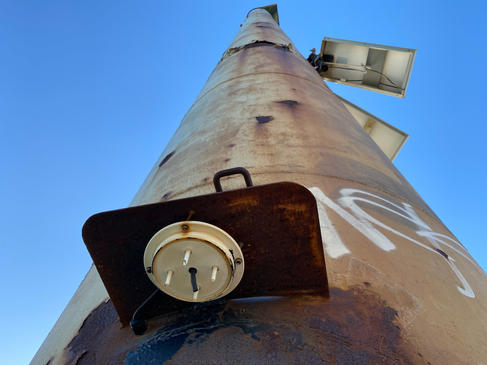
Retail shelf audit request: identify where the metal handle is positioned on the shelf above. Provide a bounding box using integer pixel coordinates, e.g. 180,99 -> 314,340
213,167 -> 253,192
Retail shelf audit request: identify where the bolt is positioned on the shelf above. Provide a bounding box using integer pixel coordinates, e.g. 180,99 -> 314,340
181,224 -> 189,232
235,258 -> 242,265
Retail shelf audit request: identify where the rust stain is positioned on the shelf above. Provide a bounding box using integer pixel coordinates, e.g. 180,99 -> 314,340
275,202 -> 309,213
82,182 -> 327,324
123,288 -> 417,364
244,40 -> 276,49
305,288 -> 411,364
181,222 -> 190,233
223,40 -> 292,60
226,195 -> 260,207
61,289 -> 421,364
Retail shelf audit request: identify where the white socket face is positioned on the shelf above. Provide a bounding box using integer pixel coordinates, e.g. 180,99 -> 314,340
152,238 -> 231,302
144,221 -> 244,303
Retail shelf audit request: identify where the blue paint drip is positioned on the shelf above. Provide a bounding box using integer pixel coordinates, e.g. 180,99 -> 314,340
125,302 -> 270,364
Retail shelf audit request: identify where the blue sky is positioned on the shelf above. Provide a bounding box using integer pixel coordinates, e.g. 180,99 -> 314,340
1,1 -> 486,364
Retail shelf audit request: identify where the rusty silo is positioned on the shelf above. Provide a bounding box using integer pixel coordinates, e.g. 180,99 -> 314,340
32,5 -> 487,365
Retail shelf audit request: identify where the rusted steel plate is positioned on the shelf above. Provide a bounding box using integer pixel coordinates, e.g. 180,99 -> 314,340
82,182 -> 328,325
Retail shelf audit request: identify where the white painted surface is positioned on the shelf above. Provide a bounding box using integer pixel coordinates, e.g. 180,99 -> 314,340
338,95 -> 409,160
310,186 -> 478,298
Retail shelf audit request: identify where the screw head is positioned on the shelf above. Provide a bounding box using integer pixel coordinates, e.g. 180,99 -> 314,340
235,258 -> 242,265
181,224 -> 189,232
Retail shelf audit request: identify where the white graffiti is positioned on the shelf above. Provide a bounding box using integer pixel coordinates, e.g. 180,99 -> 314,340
309,187 -> 476,298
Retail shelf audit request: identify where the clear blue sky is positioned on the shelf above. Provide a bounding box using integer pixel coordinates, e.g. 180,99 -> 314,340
1,1 -> 486,364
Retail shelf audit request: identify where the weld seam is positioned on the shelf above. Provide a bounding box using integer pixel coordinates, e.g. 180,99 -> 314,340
221,40 -> 292,60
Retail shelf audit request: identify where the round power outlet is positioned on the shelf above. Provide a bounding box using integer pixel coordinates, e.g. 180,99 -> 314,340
144,221 -> 244,302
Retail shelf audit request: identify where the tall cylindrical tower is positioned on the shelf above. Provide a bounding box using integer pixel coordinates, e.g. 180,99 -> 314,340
32,7 -> 487,365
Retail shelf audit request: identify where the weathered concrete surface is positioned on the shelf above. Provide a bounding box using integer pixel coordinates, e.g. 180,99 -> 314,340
32,7 -> 487,365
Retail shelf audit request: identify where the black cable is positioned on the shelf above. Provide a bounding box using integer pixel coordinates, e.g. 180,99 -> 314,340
189,267 -> 198,292
326,65 -> 404,90
132,289 -> 159,321
130,289 -> 161,335
365,68 -> 402,89
379,82 -> 404,90
327,65 -> 366,73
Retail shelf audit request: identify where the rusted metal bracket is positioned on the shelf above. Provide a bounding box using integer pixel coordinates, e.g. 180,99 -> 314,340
129,168 -> 255,335
82,167 -> 328,331
213,166 -> 253,192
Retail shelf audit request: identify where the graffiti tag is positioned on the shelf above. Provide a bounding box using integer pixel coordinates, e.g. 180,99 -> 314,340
309,187 -> 475,298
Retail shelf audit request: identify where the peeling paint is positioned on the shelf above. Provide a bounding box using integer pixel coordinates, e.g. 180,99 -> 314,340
123,288 -> 415,364
158,151 -> 175,168
222,41 -> 292,60
255,115 -> 274,124
161,191 -> 172,201
63,300 -> 124,365
275,99 -> 299,106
